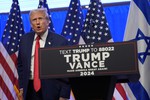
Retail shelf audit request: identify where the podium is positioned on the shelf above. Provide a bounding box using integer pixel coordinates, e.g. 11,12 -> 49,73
69,72 -> 139,100
39,41 -> 140,100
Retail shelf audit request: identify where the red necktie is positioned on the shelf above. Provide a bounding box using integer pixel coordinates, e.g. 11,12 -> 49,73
34,35 -> 41,92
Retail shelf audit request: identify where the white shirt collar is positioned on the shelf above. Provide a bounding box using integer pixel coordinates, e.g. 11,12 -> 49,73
34,29 -> 48,41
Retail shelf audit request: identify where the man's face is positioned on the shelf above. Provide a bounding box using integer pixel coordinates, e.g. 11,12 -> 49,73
30,11 -> 49,35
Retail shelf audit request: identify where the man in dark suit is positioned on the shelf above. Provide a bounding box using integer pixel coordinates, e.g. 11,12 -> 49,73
17,8 -> 71,100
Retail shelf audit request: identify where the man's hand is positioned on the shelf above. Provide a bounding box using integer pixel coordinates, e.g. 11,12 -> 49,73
18,89 -> 23,100
59,97 -> 68,100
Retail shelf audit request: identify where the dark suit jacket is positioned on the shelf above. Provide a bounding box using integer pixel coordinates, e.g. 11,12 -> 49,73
17,30 -> 70,100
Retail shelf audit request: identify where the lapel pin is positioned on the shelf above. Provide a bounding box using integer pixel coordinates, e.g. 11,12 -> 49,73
48,42 -> 51,45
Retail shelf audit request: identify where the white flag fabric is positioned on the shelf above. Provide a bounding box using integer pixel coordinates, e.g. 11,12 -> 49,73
123,0 -> 150,99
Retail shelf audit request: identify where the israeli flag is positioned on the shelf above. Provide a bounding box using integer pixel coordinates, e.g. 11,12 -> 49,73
123,0 -> 150,100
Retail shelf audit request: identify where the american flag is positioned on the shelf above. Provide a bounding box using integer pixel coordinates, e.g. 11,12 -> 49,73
113,83 -> 128,100
80,0 -> 112,44
38,0 -> 55,32
121,0 -> 150,99
61,0 -> 83,99
0,0 -> 25,100
78,0 -> 129,100
61,0 -> 84,45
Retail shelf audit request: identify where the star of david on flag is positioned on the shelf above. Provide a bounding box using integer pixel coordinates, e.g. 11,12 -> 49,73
134,29 -> 150,64
122,0 -> 150,99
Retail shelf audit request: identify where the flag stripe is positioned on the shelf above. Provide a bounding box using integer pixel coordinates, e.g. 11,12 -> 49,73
0,87 -> 8,100
0,43 -> 18,79
128,82 -> 150,100
0,53 -> 15,84
10,53 -> 18,67
0,52 -> 17,86
0,55 -> 17,100
122,83 -> 136,100
113,88 -> 124,100
112,97 -> 115,100
0,76 -> 14,100
115,84 -> 127,100
133,0 -> 150,24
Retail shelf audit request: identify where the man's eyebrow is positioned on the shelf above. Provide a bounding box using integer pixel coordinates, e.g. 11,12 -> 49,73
32,17 -> 44,20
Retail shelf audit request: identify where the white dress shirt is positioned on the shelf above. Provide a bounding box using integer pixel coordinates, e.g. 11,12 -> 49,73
30,29 -> 48,79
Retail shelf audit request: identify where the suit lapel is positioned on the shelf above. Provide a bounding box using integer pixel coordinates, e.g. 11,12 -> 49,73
45,31 -> 54,47
26,32 -> 35,68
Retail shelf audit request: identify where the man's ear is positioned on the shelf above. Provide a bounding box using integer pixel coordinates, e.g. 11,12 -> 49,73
47,20 -> 50,26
